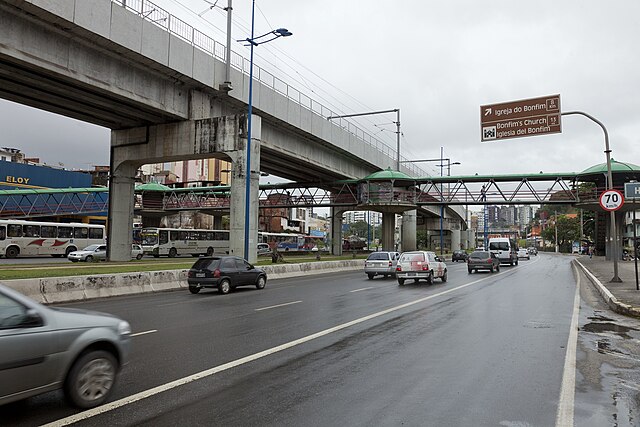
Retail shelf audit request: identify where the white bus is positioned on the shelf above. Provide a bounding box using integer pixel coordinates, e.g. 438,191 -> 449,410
140,227 -> 230,258
0,219 -> 106,258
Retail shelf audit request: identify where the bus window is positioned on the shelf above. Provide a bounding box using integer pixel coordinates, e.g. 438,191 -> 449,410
0,226 -> 5,240
89,228 -> 104,239
23,225 -> 40,237
58,226 -> 72,238
159,230 -> 169,245
74,227 -> 89,239
178,231 -> 188,240
7,224 -> 22,238
41,226 -> 56,238
170,231 -> 179,241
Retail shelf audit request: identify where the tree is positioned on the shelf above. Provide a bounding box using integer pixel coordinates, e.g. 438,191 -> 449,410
541,215 -> 581,252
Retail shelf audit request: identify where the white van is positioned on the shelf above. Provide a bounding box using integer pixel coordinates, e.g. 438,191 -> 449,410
488,237 -> 518,266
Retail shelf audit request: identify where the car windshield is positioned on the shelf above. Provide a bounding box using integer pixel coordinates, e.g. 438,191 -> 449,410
470,251 -> 490,259
367,252 -> 390,260
191,258 -> 220,270
489,242 -> 509,251
400,253 -> 425,262
82,244 -> 101,251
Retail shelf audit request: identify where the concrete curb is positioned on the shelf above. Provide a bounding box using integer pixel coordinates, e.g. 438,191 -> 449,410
4,260 -> 365,304
574,259 -> 640,318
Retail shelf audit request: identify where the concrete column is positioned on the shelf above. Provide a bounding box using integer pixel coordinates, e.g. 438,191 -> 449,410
451,227 -> 461,252
228,115 -> 261,264
381,212 -> 396,251
212,215 -> 223,230
401,209 -> 417,252
107,162 -> 138,261
605,210 -> 625,261
331,208 -> 343,256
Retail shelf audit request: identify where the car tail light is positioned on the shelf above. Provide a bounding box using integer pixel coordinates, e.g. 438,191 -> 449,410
188,271 -> 194,278
388,261 -> 392,267
487,259 -> 493,263
213,268 -> 221,278
422,263 -> 429,271
396,265 -> 402,272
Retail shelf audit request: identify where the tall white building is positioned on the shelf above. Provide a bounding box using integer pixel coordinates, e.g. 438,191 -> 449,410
343,211 -> 381,225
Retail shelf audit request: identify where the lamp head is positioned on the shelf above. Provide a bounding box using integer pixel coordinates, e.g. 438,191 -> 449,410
274,28 -> 293,37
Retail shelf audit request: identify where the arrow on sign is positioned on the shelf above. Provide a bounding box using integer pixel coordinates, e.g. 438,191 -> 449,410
484,108 -> 492,116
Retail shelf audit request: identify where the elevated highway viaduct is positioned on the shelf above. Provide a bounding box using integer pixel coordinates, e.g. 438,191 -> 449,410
0,0 -> 465,260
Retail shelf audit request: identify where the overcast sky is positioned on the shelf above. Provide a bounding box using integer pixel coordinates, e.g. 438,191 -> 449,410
2,0 -> 639,178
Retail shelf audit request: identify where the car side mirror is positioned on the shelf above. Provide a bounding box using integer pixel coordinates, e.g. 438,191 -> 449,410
23,309 -> 44,327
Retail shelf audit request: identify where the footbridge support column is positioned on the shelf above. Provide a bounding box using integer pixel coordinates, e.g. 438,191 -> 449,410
381,212 -> 396,251
109,114 -> 248,261
401,210 -> 417,252
331,208 -> 345,256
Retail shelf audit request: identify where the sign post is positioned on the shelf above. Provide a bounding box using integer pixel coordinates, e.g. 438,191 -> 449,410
480,95 -> 561,142
625,182 -> 640,291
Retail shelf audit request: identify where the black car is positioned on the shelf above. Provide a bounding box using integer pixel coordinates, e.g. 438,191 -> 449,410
187,256 -> 267,295
467,251 -> 501,273
452,250 -> 468,262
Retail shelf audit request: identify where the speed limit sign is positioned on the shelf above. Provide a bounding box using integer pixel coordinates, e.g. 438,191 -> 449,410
599,189 -> 624,211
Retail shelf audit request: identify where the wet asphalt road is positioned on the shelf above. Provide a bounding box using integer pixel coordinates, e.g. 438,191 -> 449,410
2,254 -> 639,426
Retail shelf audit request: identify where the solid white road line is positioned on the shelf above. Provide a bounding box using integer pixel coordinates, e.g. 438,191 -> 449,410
350,287 -> 375,293
254,301 -> 302,311
130,330 -> 157,337
45,273 -> 499,427
555,262 -> 581,427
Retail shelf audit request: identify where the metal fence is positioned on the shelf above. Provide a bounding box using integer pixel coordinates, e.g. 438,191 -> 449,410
112,0 -> 428,177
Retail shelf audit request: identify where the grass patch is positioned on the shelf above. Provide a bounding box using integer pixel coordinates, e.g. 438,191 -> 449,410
0,254 -> 367,281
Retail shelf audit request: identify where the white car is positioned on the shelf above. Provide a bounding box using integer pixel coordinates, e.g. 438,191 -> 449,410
517,248 -> 530,260
69,244 -> 144,262
132,244 -> 144,260
67,244 -> 106,262
396,251 -> 447,285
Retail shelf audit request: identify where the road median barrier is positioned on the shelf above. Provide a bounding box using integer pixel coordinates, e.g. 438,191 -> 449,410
4,260 -> 364,303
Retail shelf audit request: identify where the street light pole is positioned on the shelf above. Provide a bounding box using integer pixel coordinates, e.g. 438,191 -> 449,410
562,111 -> 621,282
241,2 -> 291,260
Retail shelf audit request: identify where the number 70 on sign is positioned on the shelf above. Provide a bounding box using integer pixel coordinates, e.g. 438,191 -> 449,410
599,189 -> 624,211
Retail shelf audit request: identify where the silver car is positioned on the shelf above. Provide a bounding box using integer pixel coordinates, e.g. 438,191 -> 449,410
0,283 -> 131,408
67,244 -> 107,262
364,251 -> 400,279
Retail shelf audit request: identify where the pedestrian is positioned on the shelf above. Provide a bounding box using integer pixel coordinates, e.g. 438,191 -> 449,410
589,245 -> 594,259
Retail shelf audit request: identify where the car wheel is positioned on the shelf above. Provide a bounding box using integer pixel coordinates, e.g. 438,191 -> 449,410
218,279 -> 231,294
367,273 -> 375,280
136,254 -> 143,260
168,248 -> 177,258
189,286 -> 200,294
468,267 -> 473,274
426,271 -> 433,284
256,276 -> 266,290
65,247 -> 76,257
441,270 -> 447,283
398,279 -> 405,286
64,350 -> 118,409
85,255 -> 93,262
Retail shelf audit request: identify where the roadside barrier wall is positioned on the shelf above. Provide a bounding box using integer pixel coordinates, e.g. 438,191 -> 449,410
5,260 -> 364,304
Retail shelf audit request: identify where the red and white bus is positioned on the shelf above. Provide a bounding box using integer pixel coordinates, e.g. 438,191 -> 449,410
0,219 -> 106,258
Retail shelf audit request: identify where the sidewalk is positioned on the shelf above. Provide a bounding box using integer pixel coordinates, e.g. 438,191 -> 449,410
574,255 -> 640,318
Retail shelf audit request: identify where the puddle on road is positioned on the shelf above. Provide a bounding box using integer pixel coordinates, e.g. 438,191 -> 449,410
582,322 -> 639,339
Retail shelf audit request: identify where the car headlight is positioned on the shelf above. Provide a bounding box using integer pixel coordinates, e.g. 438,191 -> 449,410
118,320 -> 132,336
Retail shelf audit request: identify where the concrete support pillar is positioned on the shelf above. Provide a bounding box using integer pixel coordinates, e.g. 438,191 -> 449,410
605,210 -> 625,261
331,208 -> 343,256
381,212 -> 396,251
141,216 -> 161,228
107,162 -> 138,261
451,227 -> 461,252
401,210 -> 417,252
212,215 -> 224,230
228,115 -> 261,264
